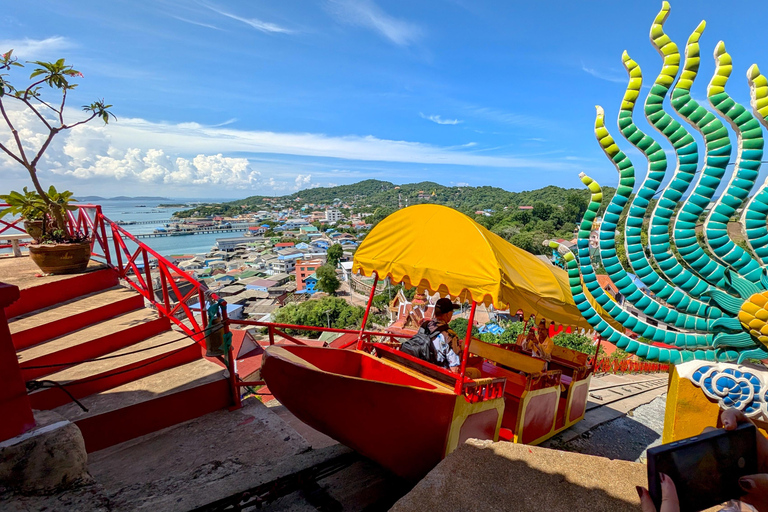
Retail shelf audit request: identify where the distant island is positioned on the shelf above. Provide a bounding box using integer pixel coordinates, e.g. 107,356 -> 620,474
78,196 -> 171,201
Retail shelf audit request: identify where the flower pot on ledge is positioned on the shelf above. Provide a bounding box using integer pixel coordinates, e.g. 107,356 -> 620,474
28,241 -> 92,275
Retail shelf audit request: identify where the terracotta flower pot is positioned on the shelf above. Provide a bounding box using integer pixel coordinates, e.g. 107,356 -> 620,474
28,241 -> 92,275
23,219 -> 44,241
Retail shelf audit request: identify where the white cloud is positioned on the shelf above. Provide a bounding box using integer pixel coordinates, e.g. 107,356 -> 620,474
327,0 -> 422,46
0,37 -> 76,61
420,113 -> 463,125
294,174 -> 312,189
169,16 -> 223,31
581,63 -> 626,84
203,4 -> 293,34
0,101 -> 588,196
467,106 -> 553,130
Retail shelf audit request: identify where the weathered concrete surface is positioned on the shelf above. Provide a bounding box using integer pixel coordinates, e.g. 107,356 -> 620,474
266,401 -> 339,450
390,439 -> 645,512
86,396 -> 312,511
551,395 -> 667,464
0,256 -> 105,290
0,410 -> 89,495
543,373 -> 668,447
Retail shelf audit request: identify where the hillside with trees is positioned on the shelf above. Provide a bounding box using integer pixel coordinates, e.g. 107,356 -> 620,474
175,179 -> 616,255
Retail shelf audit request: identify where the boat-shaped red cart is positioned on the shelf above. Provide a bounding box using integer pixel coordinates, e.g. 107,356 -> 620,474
257,205 -> 595,479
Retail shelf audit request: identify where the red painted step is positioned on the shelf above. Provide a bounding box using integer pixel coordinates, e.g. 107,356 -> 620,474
28,331 -> 203,410
51,359 -> 230,452
18,309 -> 171,381
6,267 -> 119,319
10,286 -> 144,350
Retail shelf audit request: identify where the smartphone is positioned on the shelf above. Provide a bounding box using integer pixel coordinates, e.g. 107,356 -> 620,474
647,422 -> 757,512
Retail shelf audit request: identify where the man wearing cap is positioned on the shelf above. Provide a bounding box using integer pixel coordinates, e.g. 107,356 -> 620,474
423,298 -> 463,373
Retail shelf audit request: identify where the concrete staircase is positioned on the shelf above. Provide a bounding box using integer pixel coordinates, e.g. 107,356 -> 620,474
3,258 -> 231,452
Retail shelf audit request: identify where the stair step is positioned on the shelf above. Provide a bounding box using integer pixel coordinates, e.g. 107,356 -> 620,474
52,358 -> 230,452
4,261 -> 118,318
10,286 -> 145,350
18,309 -> 171,380
27,330 -> 203,410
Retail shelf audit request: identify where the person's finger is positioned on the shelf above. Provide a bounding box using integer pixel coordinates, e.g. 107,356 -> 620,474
659,473 -> 680,512
739,474 -> 768,511
637,486 -> 657,512
701,426 -> 717,434
721,409 -> 750,430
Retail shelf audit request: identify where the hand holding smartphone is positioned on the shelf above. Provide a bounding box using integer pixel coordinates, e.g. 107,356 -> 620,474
647,423 -> 758,512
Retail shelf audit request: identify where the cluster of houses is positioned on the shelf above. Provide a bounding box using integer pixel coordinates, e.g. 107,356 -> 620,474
182,200 -> 374,234
167,227 -> 362,323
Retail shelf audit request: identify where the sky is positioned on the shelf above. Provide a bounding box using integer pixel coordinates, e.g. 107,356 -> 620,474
2,0 -> 768,199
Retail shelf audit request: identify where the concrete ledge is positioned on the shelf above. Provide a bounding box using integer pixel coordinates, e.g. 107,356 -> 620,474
0,410 -> 89,494
390,439 -> 645,512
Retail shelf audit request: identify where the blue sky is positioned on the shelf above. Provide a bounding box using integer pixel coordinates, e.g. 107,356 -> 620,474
2,0 -> 768,198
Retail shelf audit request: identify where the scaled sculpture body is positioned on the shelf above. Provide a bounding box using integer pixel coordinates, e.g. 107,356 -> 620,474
548,2 -> 768,435
550,2 -> 768,366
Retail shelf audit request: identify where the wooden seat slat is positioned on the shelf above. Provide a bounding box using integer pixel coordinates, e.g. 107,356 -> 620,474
469,339 -> 546,375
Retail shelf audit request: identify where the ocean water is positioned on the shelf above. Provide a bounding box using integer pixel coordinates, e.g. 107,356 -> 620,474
3,198 -> 230,258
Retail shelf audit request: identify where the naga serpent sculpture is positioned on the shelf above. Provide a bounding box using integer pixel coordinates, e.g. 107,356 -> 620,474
548,2 -> 768,366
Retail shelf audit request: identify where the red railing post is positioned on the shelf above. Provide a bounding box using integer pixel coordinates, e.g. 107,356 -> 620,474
0,283 -> 35,441
268,325 -> 275,345
198,289 -> 207,332
159,268 -> 171,315
111,225 -> 124,277
356,272 -> 378,350
142,249 -> 155,316
592,334 -> 603,373
455,301 -> 477,395
95,206 -> 112,266
219,301 -> 241,410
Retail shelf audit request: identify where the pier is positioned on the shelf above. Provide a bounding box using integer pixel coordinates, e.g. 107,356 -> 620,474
133,227 -> 254,238
116,219 -> 174,225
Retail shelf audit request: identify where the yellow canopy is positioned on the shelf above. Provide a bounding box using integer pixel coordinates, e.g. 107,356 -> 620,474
352,204 -> 591,329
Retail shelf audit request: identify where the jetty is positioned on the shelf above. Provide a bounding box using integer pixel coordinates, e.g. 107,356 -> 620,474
133,226 -> 253,238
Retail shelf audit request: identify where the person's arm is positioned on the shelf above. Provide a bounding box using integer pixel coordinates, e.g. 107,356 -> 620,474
433,333 -> 461,372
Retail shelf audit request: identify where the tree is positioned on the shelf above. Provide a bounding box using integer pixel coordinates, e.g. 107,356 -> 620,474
272,297 -> 365,338
552,332 -> 605,357
326,243 -> 343,267
316,264 -> 341,295
448,317 -> 479,338
0,50 -> 114,236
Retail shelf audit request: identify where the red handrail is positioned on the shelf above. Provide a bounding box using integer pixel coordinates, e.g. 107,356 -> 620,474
0,204 -> 30,249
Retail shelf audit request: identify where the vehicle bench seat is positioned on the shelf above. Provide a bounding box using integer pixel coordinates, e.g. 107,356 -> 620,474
478,361 -> 526,398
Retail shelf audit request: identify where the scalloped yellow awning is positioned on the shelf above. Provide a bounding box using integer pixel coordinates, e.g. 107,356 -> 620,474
352,204 -> 592,329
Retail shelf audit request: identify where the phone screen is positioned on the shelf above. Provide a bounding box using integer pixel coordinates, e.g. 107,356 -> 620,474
647,423 -> 757,512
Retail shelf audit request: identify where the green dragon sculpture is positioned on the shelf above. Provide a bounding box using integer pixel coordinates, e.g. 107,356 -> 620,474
549,1 -> 768,366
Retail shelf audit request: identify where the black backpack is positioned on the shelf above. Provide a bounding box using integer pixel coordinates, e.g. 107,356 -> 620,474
400,323 -> 448,367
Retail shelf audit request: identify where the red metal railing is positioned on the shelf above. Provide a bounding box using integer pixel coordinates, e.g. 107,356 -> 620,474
590,357 -> 668,374
0,204 -> 29,249
51,205 -> 241,408
15,204 -> 666,409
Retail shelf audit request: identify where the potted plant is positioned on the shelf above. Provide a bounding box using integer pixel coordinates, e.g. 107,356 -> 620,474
0,187 -> 48,239
0,50 -> 114,274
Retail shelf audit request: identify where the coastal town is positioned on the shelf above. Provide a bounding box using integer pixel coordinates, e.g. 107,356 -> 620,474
4,1 -> 768,511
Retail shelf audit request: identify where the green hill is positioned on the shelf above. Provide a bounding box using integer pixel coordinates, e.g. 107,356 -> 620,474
173,180 -> 616,256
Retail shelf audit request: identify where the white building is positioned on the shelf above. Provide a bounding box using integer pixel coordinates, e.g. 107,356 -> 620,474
325,209 -> 343,222
271,259 -> 296,274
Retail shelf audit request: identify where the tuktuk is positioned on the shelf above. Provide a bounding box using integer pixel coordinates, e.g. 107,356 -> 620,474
261,204 -> 594,480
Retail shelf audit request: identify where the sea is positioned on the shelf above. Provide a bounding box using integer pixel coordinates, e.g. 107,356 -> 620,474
3,198 -> 230,258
